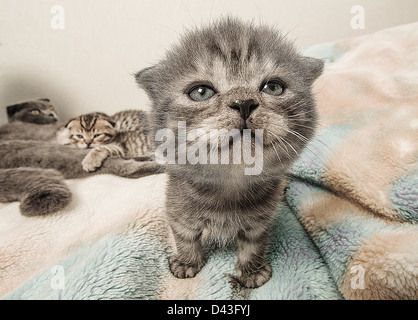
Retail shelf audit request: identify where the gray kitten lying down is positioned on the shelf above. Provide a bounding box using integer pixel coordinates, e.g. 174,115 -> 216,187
136,18 -> 323,288
0,123 -> 161,216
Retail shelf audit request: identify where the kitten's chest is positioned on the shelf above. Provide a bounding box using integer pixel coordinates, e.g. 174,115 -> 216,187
187,164 -> 253,199
171,163 -> 279,209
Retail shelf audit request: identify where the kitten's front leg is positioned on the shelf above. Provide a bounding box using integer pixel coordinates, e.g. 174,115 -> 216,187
169,223 -> 205,278
82,144 -> 123,172
235,230 -> 272,288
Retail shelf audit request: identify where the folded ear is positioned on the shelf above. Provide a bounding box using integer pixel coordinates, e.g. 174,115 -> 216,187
105,119 -> 116,128
135,66 -> 159,100
65,118 -> 76,128
6,103 -> 28,119
301,56 -> 324,84
39,98 -> 50,102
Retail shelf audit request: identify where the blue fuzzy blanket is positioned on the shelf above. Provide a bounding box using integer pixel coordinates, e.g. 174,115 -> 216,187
1,23 -> 417,300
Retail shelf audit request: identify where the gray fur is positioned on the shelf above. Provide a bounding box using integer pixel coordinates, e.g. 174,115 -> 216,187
0,140 -> 161,179
136,17 -> 323,288
0,121 -> 60,141
0,168 -> 71,216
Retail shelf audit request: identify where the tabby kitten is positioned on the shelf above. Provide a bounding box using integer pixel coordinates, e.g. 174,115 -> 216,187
55,112 -> 116,148
56,110 -> 152,172
81,110 -> 153,172
136,18 -> 323,288
6,98 -> 59,124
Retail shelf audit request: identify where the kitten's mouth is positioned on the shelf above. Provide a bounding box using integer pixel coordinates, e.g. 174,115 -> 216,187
238,118 -> 253,131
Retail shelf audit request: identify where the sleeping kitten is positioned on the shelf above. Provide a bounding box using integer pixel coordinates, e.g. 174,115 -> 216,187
56,110 -> 153,172
6,98 -> 59,124
136,18 -> 323,288
81,109 -> 153,171
55,112 -> 116,148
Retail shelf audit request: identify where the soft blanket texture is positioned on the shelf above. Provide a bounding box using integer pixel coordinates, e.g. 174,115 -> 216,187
1,23 -> 417,300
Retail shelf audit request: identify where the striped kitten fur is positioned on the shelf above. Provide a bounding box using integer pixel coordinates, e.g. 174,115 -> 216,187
56,110 -> 153,172
55,112 -> 116,149
136,18 -> 324,288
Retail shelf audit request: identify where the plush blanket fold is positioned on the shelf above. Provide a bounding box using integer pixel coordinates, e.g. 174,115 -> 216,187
1,23 -> 417,300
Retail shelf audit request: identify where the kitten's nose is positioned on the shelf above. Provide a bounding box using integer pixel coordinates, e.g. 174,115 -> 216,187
229,99 -> 259,120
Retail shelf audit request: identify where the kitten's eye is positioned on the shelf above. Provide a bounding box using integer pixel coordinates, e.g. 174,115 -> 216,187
188,85 -> 216,102
260,80 -> 285,96
76,134 -> 84,139
93,134 -> 102,139
31,109 -> 41,115
49,106 -> 55,111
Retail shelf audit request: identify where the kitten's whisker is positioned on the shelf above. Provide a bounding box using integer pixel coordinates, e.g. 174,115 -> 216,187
281,99 -> 311,113
284,109 -> 316,119
269,141 -> 282,163
270,123 -> 337,155
287,120 -> 346,139
252,0 -> 263,25
282,127 -> 310,143
282,138 -> 299,155
182,1 -> 197,28
283,135 -> 322,165
286,128 -> 337,167
284,121 -> 315,130
267,130 -> 291,159
267,124 -> 334,167
269,130 -> 298,156
286,114 -> 313,119
286,110 -> 315,118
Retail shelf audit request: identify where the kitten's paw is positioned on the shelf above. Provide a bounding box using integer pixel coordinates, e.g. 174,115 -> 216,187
235,263 -> 272,288
82,154 -> 103,172
169,255 -> 204,279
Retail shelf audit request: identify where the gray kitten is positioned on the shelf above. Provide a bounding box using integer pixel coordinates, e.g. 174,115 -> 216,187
136,18 -> 323,288
6,98 -> 59,124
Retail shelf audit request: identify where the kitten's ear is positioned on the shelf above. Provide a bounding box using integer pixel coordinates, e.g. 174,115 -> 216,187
135,66 -> 158,100
96,113 -> 116,128
301,57 -> 324,84
65,118 -> 76,128
39,98 -> 50,102
106,119 -> 116,128
6,103 -> 28,118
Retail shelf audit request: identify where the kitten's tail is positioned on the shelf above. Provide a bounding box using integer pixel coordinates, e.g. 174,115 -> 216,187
0,168 -> 72,216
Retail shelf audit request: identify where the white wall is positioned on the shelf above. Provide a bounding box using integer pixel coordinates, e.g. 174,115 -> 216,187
1,0 -> 417,124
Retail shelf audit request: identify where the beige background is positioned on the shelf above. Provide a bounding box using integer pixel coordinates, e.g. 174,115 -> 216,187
1,0 -> 417,124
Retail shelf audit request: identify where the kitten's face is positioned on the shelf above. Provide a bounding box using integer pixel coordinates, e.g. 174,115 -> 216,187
7,98 -> 59,124
136,18 -> 323,166
65,113 -> 116,149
